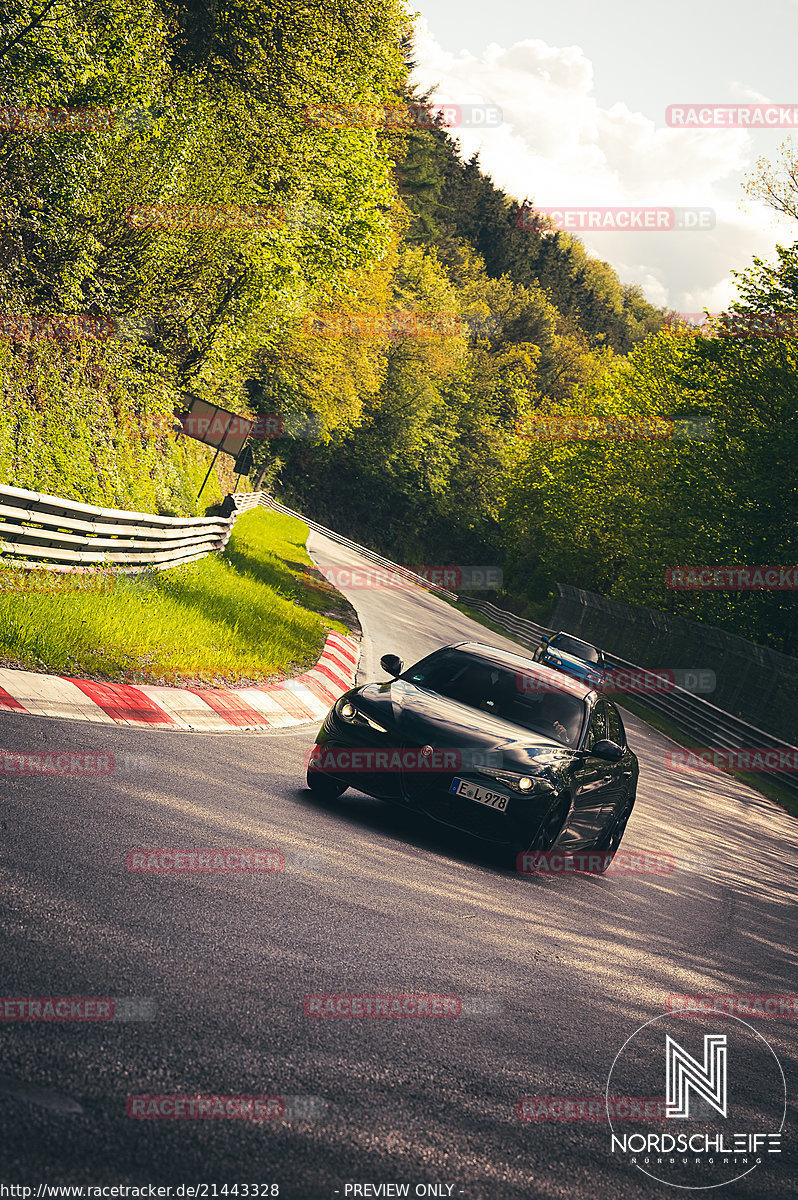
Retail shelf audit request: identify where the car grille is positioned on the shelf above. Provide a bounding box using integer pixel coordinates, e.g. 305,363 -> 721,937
401,763 -> 458,804
416,780 -> 553,850
427,789 -> 512,841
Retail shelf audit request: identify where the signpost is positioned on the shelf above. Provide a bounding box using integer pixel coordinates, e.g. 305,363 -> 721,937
232,445 -> 254,491
176,395 -> 255,498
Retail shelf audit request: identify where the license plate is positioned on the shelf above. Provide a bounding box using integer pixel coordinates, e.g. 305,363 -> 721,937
449,777 -> 509,812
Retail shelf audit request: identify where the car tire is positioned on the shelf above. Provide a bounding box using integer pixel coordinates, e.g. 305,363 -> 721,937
513,793 -> 571,870
306,767 -> 348,799
591,792 -> 636,873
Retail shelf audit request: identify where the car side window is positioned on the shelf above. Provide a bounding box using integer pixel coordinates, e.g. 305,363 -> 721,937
585,700 -> 607,750
605,700 -> 625,748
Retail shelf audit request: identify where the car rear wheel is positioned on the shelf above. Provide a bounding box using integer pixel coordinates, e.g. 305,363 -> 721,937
306,767 -> 348,799
591,792 -> 635,873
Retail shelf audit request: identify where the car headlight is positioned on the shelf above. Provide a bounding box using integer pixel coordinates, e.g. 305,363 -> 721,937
475,766 -> 546,793
335,698 -> 387,732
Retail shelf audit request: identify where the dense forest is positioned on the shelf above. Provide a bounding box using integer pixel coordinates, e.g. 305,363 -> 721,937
0,0 -> 795,653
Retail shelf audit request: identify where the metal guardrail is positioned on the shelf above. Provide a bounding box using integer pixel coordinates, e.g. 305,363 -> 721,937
0,484 -> 236,572
239,497 -> 798,797
4,479 -> 791,797
28,479 -> 775,800
449,596 -> 552,647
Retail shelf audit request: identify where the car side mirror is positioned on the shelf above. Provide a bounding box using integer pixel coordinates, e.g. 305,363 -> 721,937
540,636 -> 550,646
380,653 -> 404,678
592,739 -> 624,762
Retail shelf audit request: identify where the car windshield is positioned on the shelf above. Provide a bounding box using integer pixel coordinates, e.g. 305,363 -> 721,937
550,634 -> 600,664
404,649 -> 586,747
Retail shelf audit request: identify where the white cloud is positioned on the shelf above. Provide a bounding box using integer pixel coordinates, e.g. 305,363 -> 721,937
728,81 -> 773,103
411,19 -> 797,310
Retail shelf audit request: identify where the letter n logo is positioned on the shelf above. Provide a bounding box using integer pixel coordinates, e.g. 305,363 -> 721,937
665,1034 -> 727,1118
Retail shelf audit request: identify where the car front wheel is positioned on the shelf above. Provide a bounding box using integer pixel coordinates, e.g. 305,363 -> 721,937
306,767 -> 348,799
513,793 -> 571,870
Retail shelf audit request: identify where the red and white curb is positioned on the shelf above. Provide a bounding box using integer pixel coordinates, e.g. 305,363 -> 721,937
0,631 -> 358,732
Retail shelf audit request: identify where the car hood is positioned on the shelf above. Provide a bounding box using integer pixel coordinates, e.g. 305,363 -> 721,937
544,649 -> 602,677
351,679 -> 576,773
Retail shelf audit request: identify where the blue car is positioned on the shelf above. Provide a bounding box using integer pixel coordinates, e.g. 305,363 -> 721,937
534,631 -> 606,688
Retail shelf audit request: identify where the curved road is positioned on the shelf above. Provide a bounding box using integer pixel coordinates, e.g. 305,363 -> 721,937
0,529 -> 795,1197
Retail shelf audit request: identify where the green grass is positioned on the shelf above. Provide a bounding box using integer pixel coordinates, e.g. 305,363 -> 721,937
0,507 -> 354,687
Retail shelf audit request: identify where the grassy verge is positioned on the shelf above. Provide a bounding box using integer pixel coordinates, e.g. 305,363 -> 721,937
446,597 -> 798,819
0,507 -> 356,688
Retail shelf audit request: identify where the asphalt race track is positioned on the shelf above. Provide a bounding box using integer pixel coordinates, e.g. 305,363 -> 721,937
0,529 -> 795,1198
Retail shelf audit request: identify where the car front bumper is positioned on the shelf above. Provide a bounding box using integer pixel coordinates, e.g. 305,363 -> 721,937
310,720 -> 559,850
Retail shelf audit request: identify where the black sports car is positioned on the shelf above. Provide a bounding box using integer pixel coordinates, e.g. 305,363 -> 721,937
306,641 -> 639,871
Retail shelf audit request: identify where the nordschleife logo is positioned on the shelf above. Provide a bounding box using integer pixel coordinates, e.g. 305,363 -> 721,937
666,1034 -> 727,1119
606,1012 -> 786,1189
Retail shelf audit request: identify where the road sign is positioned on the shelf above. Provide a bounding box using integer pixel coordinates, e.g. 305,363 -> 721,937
178,396 -> 253,459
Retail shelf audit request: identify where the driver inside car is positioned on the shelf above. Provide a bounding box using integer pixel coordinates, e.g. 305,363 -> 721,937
521,692 -> 580,745
545,695 -> 578,744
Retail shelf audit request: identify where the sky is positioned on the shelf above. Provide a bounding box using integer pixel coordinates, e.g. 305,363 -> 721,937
409,0 -> 798,311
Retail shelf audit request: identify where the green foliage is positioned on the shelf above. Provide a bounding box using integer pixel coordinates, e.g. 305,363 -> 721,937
397,134 -> 667,351
502,306 -> 798,654
2,0 -> 793,665
0,0 -> 408,507
0,336 -> 225,511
